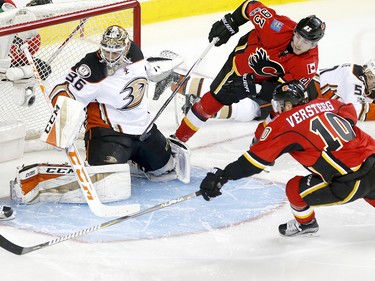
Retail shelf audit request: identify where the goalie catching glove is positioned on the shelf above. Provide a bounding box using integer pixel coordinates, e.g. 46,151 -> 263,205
146,50 -> 184,83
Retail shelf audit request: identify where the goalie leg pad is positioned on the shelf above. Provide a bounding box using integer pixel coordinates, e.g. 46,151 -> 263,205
11,163 -> 132,204
169,137 -> 191,183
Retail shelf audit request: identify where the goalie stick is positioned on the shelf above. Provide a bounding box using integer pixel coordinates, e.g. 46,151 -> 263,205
0,191 -> 201,255
21,44 -> 140,217
139,37 -> 219,141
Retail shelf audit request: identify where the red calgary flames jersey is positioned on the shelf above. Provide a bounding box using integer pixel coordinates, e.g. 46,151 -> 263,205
234,1 -> 319,86
247,99 -> 375,182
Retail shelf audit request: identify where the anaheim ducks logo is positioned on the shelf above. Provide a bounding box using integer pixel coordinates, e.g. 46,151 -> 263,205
117,77 -> 148,110
248,48 -> 285,78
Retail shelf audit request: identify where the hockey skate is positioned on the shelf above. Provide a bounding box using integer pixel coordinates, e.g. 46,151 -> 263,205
153,71 -> 181,100
278,218 -> 319,237
174,92 -> 201,125
0,205 -> 15,221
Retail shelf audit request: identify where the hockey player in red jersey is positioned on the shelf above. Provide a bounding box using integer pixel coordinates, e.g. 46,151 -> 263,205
173,0 -> 325,142
157,58 -> 375,124
199,80 -> 375,236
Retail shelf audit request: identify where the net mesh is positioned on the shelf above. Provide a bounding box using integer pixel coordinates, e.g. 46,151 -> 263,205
0,0 -> 140,149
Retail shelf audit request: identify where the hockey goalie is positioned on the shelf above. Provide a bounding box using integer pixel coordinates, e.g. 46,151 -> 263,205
10,25 -> 189,206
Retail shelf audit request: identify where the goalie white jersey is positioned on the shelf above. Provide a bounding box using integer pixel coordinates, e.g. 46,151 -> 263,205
48,42 -> 151,135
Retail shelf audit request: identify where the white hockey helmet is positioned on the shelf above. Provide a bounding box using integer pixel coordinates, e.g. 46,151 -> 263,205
363,59 -> 375,95
99,25 -> 131,69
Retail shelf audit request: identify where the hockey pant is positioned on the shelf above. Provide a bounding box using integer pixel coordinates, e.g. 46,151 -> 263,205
285,155 -> 375,224
85,125 -> 171,172
86,125 -> 190,183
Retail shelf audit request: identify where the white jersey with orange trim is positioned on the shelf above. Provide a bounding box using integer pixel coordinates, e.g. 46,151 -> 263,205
314,63 -> 375,121
49,42 -> 151,135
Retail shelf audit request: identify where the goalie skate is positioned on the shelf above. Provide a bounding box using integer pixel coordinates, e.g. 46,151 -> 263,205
128,136 -> 190,183
174,92 -> 201,126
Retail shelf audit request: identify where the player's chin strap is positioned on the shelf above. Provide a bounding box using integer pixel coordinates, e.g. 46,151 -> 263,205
139,37 -> 219,141
21,43 -> 140,217
0,191 -> 201,255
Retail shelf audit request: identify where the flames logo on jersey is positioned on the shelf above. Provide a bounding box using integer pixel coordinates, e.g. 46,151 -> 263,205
117,77 -> 148,110
248,48 -> 285,78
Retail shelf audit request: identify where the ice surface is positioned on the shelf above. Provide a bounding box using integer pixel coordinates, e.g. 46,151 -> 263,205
1,0 -> 375,280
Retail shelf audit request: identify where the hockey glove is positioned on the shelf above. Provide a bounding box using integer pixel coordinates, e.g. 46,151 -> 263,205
219,74 -> 260,104
200,168 -> 229,201
209,13 -> 239,47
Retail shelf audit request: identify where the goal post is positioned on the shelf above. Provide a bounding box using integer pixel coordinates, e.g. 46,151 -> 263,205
0,0 -> 141,152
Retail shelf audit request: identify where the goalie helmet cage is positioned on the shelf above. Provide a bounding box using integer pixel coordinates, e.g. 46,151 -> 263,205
0,0 -> 141,152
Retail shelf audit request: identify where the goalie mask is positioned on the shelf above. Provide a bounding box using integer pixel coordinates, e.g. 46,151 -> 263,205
99,25 -> 131,75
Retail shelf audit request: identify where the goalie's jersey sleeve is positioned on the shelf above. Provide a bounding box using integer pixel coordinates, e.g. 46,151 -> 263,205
308,63 -> 375,121
49,42 -> 150,135
231,99 -> 375,183
232,0 -> 319,86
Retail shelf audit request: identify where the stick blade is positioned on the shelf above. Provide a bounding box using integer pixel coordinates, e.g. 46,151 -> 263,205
0,235 -> 25,255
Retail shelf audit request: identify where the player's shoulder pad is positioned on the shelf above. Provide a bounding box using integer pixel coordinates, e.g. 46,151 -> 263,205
72,51 -> 106,83
126,41 -> 144,63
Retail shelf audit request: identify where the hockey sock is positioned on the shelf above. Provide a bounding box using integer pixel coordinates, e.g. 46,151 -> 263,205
285,176 -> 315,224
175,92 -> 223,142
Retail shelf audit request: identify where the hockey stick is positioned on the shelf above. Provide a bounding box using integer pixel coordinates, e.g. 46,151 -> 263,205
21,44 -> 140,217
46,18 -> 88,65
139,37 -> 219,141
0,191 -> 201,255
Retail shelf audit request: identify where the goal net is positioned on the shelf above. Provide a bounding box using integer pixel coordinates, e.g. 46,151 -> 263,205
0,0 -> 141,152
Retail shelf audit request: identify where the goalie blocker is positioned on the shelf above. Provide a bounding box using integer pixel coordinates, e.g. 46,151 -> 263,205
40,95 -> 85,149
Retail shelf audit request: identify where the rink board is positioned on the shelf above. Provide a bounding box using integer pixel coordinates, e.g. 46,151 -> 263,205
0,167 -> 286,242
